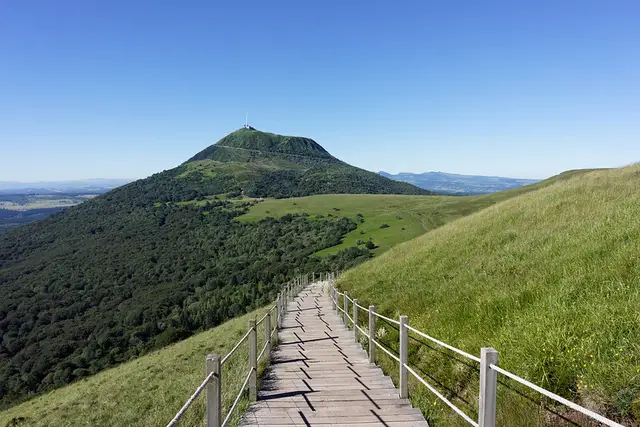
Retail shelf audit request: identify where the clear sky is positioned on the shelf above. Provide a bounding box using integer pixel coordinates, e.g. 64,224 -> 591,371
1,0 -> 639,181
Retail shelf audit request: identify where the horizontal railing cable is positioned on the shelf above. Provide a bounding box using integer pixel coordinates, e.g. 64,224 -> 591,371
256,305 -> 276,325
372,339 -> 400,363
489,364 -> 624,427
356,325 -> 369,338
221,328 -> 253,365
221,369 -> 254,427
372,310 -> 401,326
354,301 -> 369,311
406,324 -> 481,363
258,340 -> 269,361
405,363 -> 478,427
166,371 -> 217,427
345,312 -> 354,324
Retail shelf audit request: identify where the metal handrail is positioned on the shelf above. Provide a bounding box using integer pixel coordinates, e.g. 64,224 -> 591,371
221,328 -> 253,366
221,369 -> 253,427
406,324 -> 481,363
490,364 -> 624,427
405,363 -> 478,426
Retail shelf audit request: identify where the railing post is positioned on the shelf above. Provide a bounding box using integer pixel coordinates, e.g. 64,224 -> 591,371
353,298 -> 359,343
284,285 -> 288,308
265,312 -> 272,360
479,347 -> 499,427
331,287 -> 336,310
276,293 -> 282,328
369,305 -> 376,364
399,315 -> 408,399
249,320 -> 257,401
343,291 -> 349,327
206,354 -> 221,427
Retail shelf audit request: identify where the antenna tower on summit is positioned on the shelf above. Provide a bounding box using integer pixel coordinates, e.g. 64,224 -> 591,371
244,113 -> 249,129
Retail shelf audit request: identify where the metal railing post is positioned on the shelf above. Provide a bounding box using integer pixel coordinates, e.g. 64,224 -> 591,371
479,348 -> 499,427
206,354 -> 221,427
331,287 -> 336,310
399,315 -> 408,399
248,320 -> 257,401
369,305 -> 376,364
265,312 -> 271,360
343,291 -> 349,327
353,298 -> 359,343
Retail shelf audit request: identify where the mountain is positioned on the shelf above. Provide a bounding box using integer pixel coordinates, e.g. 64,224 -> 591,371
379,171 -> 539,195
179,128 -> 431,198
339,166 -> 640,425
0,128 -> 428,407
188,128 -> 338,165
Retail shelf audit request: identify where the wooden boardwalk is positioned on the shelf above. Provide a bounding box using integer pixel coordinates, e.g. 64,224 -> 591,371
240,281 -> 428,426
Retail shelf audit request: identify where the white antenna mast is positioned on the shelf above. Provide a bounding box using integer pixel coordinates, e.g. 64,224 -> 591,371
245,113 -> 248,129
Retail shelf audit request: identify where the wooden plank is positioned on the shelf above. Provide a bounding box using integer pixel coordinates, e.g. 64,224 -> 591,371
239,281 -> 429,427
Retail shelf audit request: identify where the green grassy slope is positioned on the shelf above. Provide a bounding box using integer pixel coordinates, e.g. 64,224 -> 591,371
237,169 -> 599,255
0,306 -> 272,427
336,166 -> 640,426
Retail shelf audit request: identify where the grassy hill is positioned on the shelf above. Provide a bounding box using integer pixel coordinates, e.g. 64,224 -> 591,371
237,169 -> 598,256
0,306 -> 271,427
335,165 -> 640,426
0,128 -> 426,407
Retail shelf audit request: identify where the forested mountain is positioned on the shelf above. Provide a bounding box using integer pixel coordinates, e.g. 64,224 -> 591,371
0,128 -> 427,407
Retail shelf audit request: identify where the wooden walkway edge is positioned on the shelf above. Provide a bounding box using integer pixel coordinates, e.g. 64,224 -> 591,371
239,281 -> 428,426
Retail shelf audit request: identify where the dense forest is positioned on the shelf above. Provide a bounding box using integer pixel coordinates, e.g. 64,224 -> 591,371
0,127 -> 426,406
0,199 -> 370,406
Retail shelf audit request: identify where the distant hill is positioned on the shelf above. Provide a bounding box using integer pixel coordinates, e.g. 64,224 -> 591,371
0,128 -> 428,407
379,171 -> 539,195
0,179 -> 132,195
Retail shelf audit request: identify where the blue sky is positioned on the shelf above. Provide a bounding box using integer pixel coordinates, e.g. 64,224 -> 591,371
1,0 -> 639,181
